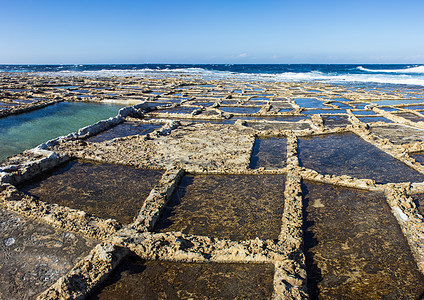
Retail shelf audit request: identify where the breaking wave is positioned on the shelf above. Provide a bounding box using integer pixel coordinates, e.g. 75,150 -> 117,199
357,65 -> 424,74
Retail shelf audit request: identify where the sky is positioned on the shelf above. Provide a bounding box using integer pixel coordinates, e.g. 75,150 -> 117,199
1,0 -> 423,64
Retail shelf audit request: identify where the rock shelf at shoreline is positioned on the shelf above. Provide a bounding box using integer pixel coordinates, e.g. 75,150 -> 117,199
1,73 -> 424,298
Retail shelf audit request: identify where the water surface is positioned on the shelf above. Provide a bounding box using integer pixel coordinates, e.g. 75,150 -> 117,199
89,254 -> 274,299
298,133 -> 424,183
155,174 -> 286,240
87,121 -> 163,143
294,98 -> 327,109
250,137 -> 287,169
20,160 -> 163,224
0,208 -> 95,299
0,102 -> 125,161
322,115 -> 351,128
302,181 -> 424,299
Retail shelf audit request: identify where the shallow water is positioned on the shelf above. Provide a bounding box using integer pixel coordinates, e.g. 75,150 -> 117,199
301,109 -> 345,114
0,102 -> 125,161
89,254 -> 274,299
349,102 -> 368,109
87,121 -> 163,143
411,193 -> 424,216
158,106 -> 199,114
331,102 -> 351,109
302,181 -> 424,299
233,115 -> 308,122
372,99 -> 424,106
403,105 -> 424,110
379,107 -> 398,112
294,98 -> 327,109
351,110 -> 376,115
357,116 -> 392,123
0,208 -> 95,299
370,124 -> 424,145
322,115 -> 351,128
19,160 -> 163,224
250,137 -> 287,169
220,106 -> 261,114
245,121 -> 311,131
155,174 -> 286,240
249,96 -> 269,101
396,112 -> 424,122
410,153 -> 424,166
190,101 -> 215,107
298,133 -> 424,183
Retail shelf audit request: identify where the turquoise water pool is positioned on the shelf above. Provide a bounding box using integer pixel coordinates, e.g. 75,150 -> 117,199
0,102 -> 126,162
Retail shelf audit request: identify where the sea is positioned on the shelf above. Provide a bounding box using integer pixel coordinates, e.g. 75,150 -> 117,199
1,64 -> 424,89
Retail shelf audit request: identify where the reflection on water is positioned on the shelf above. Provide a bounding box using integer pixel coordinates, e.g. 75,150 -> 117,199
87,121 -> 163,143
155,174 -> 286,240
250,137 -> 287,169
302,181 -> 424,299
19,160 -> 163,224
351,110 -> 376,115
357,116 -> 392,123
294,98 -> 327,109
0,102 -> 126,161
372,99 -> 424,106
89,254 -> 274,299
298,133 -> 424,184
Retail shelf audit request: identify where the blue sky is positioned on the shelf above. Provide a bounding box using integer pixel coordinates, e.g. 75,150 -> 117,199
1,0 -> 423,64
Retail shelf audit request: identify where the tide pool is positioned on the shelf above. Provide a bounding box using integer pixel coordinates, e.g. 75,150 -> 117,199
0,102 -> 126,162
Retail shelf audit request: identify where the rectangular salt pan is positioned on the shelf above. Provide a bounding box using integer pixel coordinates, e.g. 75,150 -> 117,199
250,137 -> 287,169
155,174 -> 286,240
0,209 -> 96,299
302,181 -> 424,298
87,121 -> 163,143
19,160 -> 163,224
298,133 -> 424,184
89,255 -> 274,299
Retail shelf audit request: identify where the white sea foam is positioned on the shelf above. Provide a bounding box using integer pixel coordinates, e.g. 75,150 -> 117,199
32,67 -> 424,86
357,65 -> 424,74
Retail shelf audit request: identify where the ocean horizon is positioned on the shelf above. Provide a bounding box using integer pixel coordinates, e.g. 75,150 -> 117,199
1,63 -> 424,88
